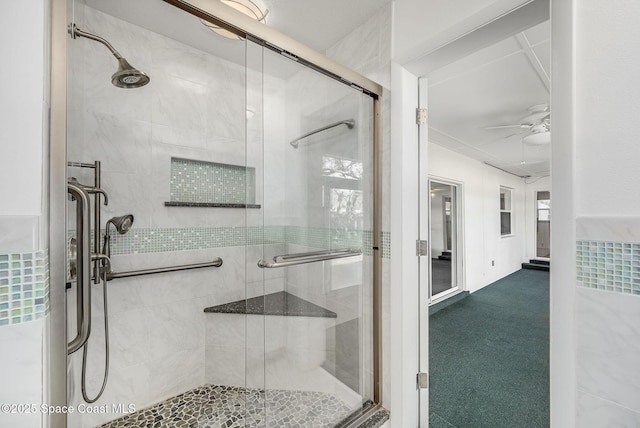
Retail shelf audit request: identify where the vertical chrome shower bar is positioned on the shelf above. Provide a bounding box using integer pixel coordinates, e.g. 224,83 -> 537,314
67,161 -> 102,283
93,161 -> 101,284
67,181 -> 92,354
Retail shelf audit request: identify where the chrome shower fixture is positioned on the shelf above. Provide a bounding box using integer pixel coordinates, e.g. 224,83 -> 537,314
103,214 -> 134,259
107,214 -> 134,234
69,23 -> 150,89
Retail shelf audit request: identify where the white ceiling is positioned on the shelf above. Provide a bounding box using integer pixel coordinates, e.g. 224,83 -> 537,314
85,0 -> 389,60
260,0 -> 390,52
427,20 -> 551,177
84,0 -> 550,177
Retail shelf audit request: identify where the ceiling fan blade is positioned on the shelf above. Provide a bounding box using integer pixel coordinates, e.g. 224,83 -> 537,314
504,130 -> 528,139
485,124 -> 529,130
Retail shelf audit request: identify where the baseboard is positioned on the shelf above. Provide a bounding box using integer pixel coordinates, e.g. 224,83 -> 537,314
429,291 -> 470,315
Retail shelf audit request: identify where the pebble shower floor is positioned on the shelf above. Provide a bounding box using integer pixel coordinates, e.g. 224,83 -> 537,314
99,384 -> 355,428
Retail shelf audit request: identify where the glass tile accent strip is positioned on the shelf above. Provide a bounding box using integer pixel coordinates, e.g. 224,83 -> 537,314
576,240 -> 640,295
71,227 -> 390,258
0,251 -> 49,327
170,157 -> 256,204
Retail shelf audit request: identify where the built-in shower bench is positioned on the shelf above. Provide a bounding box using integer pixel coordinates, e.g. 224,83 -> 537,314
203,291 -> 337,318
203,291 -> 338,388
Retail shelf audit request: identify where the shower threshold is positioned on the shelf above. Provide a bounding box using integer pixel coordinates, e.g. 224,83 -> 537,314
99,384 -> 357,428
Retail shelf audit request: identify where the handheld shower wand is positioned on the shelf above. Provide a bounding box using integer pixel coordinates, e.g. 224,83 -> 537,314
102,214 -> 134,259
81,214 -> 134,404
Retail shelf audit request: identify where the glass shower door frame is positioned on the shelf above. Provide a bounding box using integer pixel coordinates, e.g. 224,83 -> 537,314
51,1 -> 383,427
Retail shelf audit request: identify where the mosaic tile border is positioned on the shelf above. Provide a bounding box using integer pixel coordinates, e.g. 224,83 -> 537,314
0,251 -> 49,327
83,226 -> 391,259
576,240 -> 640,295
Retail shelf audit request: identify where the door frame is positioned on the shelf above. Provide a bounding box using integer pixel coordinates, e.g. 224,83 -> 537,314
427,176 -> 465,304
534,189 -> 551,260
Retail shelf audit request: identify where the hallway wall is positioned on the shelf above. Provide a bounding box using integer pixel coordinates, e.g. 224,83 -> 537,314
0,1 -> 50,428
573,0 -> 640,424
428,142 -> 526,293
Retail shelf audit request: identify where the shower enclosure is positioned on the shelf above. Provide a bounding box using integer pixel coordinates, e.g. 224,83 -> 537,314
59,0 -> 381,426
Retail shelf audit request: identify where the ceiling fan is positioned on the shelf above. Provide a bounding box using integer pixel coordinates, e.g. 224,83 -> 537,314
486,104 -> 551,144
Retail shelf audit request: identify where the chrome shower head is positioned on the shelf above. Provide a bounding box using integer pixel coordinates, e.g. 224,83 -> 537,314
69,24 -> 150,89
112,58 -> 150,89
107,215 -> 134,235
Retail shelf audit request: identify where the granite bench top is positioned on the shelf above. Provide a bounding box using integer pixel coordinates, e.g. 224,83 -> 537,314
204,291 -> 337,318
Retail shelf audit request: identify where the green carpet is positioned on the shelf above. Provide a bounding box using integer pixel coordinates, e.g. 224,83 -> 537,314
429,269 -> 549,428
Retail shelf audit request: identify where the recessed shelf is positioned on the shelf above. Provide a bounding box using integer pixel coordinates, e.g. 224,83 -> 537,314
169,157 -> 257,206
164,202 -> 261,208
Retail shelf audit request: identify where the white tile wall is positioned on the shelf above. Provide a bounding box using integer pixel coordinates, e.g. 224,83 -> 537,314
0,216 -> 39,254
67,245 -> 285,427
66,3 -> 389,425
575,216 -> 640,422
0,320 -> 45,428
576,287 -> 640,413
577,390 -> 640,428
0,2 -> 49,427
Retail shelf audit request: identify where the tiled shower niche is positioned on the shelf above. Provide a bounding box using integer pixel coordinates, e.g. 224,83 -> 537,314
167,157 -> 259,208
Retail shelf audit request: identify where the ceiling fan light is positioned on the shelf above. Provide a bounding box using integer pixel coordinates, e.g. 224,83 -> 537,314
201,0 -> 269,40
522,131 -> 551,145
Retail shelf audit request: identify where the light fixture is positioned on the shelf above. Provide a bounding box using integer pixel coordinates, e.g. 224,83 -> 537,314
201,0 -> 269,40
522,123 -> 550,145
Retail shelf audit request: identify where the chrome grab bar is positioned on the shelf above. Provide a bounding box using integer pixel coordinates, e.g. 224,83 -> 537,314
258,248 -> 361,268
290,119 -> 355,148
67,181 -> 92,355
105,258 -> 223,281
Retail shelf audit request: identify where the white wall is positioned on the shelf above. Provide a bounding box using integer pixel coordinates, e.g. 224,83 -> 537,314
393,0 -> 531,65
0,1 -> 49,428
524,176 -> 550,261
571,0 -> 640,425
429,143 -> 526,293
0,0 -> 45,219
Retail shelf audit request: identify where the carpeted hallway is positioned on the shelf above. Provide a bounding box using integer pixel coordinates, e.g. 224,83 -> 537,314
429,269 -> 550,428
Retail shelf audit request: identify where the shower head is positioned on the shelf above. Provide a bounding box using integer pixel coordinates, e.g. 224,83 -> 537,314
102,214 -> 134,258
69,24 -> 150,89
112,58 -> 150,89
107,215 -> 134,235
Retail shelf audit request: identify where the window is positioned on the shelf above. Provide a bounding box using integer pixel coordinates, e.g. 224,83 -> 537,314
322,155 -> 364,240
500,187 -> 512,236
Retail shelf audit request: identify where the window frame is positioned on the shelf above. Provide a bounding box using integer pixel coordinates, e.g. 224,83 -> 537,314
500,186 -> 514,237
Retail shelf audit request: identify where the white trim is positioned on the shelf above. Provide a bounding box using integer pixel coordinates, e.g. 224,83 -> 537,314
390,62 -> 420,428
550,0 -> 576,425
534,189 -> 551,259
500,186 -> 514,237
427,176 -> 465,302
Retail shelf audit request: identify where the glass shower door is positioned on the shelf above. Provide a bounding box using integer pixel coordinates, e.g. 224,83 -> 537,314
254,44 -> 375,426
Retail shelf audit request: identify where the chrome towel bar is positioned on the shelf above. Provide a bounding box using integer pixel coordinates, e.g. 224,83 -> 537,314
290,119 -> 355,148
105,258 -> 223,281
258,248 -> 361,268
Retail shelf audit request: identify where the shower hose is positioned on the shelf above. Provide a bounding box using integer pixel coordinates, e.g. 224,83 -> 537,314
81,277 -> 110,403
